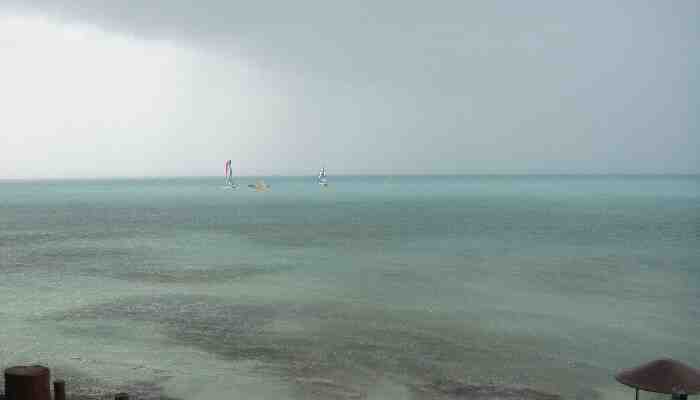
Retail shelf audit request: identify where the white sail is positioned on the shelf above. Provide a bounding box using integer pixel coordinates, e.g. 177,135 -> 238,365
224,160 -> 237,188
318,167 -> 328,186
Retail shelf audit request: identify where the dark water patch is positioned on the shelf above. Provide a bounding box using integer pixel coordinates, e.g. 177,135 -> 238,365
1,244 -> 143,274
0,203 -> 172,230
0,231 -> 58,246
412,380 -> 565,400
0,229 -> 159,246
37,247 -> 135,264
107,264 -> 295,284
51,295 -> 282,341
2,235 -> 295,284
47,295 -> 608,399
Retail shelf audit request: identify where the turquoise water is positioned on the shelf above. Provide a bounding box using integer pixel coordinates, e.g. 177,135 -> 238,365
0,176 -> 698,399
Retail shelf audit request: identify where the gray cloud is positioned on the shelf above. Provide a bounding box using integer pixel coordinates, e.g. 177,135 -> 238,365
1,0 -> 698,176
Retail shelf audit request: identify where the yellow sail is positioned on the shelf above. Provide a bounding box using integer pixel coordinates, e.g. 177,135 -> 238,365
254,180 -> 269,191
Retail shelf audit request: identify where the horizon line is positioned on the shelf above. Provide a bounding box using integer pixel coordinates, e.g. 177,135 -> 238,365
1,173 -> 699,182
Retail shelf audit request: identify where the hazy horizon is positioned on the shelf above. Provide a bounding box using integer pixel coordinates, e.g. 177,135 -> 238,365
2,173 -> 699,182
1,1 -> 698,178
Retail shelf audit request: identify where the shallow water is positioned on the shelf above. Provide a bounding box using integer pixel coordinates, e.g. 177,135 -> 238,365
1,176 -> 698,399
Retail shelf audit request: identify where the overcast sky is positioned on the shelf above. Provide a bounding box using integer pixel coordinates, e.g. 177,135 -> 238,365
0,1 -> 697,178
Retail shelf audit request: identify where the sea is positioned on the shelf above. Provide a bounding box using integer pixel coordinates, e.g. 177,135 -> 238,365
0,175 -> 698,400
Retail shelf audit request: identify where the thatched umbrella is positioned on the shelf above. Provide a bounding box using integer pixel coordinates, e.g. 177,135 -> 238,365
615,359 -> 700,400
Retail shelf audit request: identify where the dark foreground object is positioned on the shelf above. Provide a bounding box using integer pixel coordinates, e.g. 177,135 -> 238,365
616,358 -> 700,398
4,365 -> 51,400
53,380 -> 66,400
2,365 -> 132,400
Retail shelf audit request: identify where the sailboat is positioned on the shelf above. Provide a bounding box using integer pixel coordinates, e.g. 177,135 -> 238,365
224,160 -> 238,189
248,180 -> 270,191
318,167 -> 328,187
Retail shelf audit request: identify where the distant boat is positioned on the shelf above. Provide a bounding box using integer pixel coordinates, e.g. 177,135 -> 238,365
318,167 -> 328,187
224,160 -> 238,189
248,180 -> 269,191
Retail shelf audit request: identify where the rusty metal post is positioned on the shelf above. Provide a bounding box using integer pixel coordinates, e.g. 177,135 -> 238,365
53,380 -> 66,400
4,365 -> 51,400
